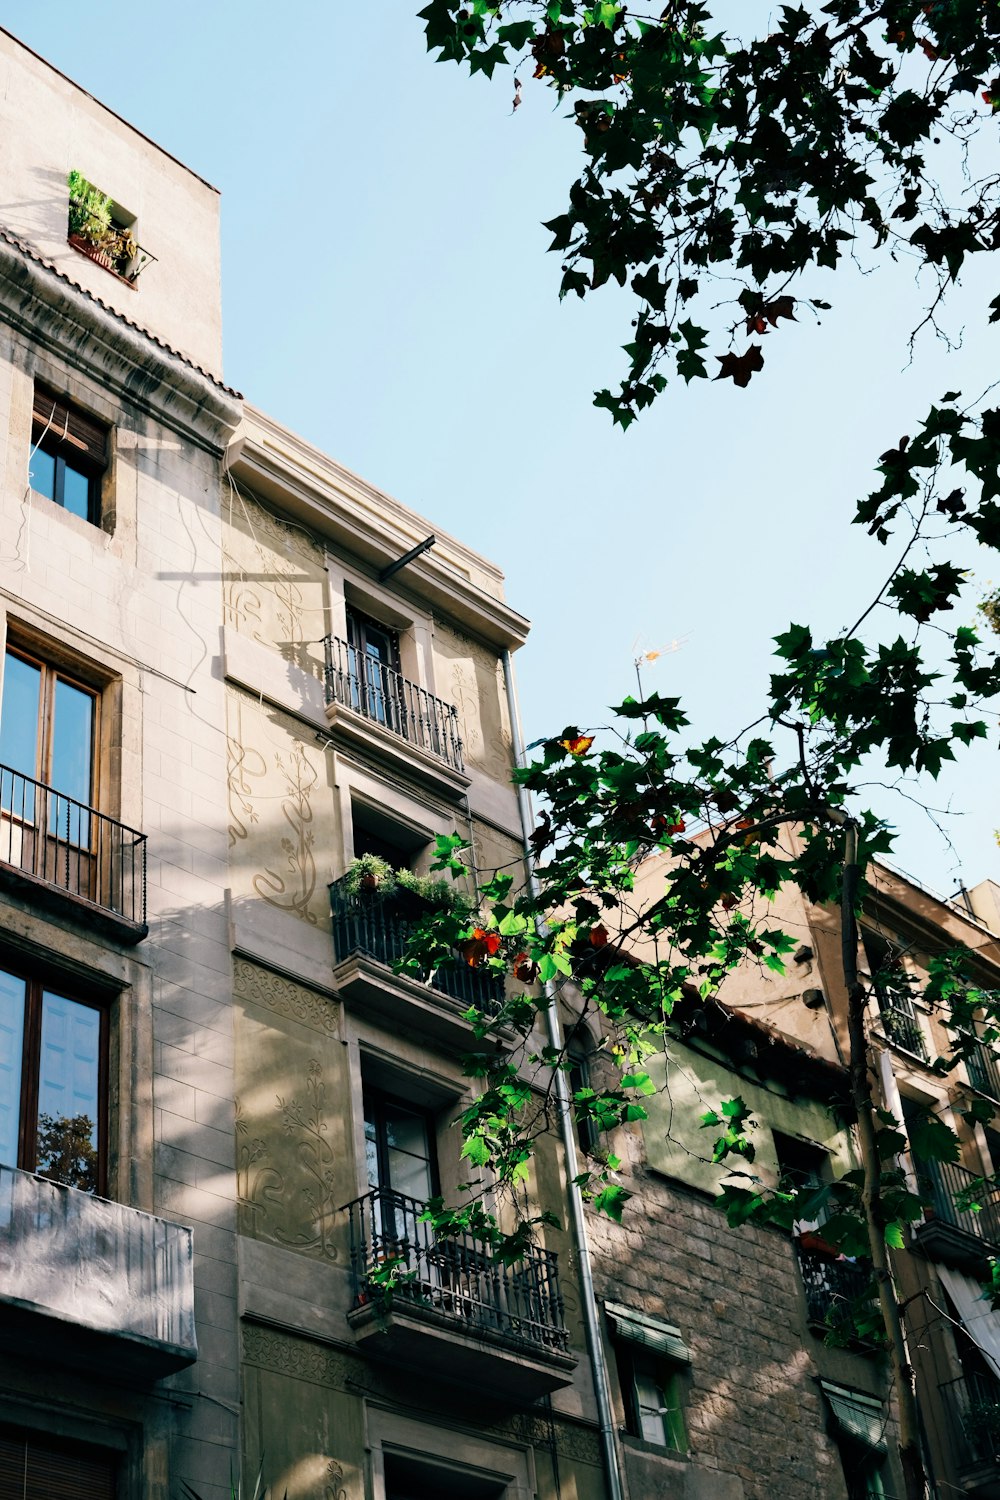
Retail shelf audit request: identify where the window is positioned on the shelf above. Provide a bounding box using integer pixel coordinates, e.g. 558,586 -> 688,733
384,1453 -> 505,1499
66,169 -> 150,285
0,647 -> 98,900
30,385 -> 107,526
820,1381 -> 888,1500
568,1038 -> 601,1158
364,1088 -> 438,1204
0,647 -> 96,812
0,962 -> 107,1194
861,927 -> 926,1058
346,607 -> 403,730
0,1424 -> 117,1499
774,1131 -> 829,1231
606,1301 -> 691,1453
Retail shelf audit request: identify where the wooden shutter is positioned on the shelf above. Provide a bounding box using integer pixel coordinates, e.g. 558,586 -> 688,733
0,1426 -> 116,1500
32,385 -> 108,467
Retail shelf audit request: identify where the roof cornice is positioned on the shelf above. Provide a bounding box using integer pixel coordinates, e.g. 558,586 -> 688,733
227,411 -> 530,651
0,230 -> 241,452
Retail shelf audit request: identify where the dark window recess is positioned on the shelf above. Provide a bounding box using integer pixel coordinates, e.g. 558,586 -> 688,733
569,1047 -> 601,1158
0,963 -> 108,1195
364,1087 -> 439,1202
384,1454 -> 505,1500
0,1424 -> 116,1500
775,1132 -> 829,1221
30,386 -> 107,525
346,608 -> 403,730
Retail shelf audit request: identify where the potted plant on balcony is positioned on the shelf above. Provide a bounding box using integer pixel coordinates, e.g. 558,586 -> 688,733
342,852 -> 396,898
394,866 -> 473,918
67,170 -> 114,248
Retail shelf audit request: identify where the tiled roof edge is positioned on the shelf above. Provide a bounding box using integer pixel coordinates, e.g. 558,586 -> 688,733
0,224 -> 242,400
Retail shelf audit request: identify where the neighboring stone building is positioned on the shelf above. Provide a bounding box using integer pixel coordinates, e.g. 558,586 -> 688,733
0,24 -> 991,1500
632,838 -> 1000,1497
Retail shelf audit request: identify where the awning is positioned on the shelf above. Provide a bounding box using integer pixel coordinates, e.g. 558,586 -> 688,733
937,1263 -> 1000,1381
604,1302 -> 691,1364
819,1381 -> 887,1454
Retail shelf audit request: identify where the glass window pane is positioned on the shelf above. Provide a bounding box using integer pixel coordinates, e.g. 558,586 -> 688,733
635,1368 -> 668,1444
61,462 -> 92,522
29,446 -> 56,501
384,1104 -> 430,1157
50,678 -> 94,809
36,991 -> 100,1192
0,655 -> 40,822
386,1146 -> 434,1203
0,969 -> 25,1169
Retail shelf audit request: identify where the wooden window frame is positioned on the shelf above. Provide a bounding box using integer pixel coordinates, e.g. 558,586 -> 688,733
3,645 -> 99,810
6,963 -> 109,1197
364,1086 -> 441,1199
30,385 -> 108,527
617,1344 -> 688,1452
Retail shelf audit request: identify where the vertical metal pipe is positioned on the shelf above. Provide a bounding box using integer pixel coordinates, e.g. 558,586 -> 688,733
501,648 -> 625,1500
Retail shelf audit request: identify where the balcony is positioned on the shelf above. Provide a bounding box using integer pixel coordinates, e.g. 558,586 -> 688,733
0,1164 -> 196,1379
941,1370 -> 1000,1494
876,991 -> 928,1059
795,1240 -> 877,1346
322,635 -> 468,795
914,1157 -> 1000,1270
344,1187 -> 575,1399
967,1041 -> 1000,1103
330,877 -> 504,1046
0,765 -> 147,942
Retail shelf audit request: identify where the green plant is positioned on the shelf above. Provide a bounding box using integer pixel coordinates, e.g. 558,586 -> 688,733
341,852 -> 396,898
181,1455 -> 286,1500
66,169 -> 114,245
395,865 -> 472,913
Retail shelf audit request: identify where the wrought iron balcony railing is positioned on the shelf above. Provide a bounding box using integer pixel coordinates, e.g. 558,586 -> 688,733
330,876 -> 503,1013
941,1370 -> 1000,1471
966,1040 -> 1000,1102
67,200 -> 156,283
795,1242 -> 877,1341
323,634 -> 464,772
0,763 -> 146,930
345,1186 -> 568,1355
876,990 -> 928,1059
917,1156 -> 1000,1248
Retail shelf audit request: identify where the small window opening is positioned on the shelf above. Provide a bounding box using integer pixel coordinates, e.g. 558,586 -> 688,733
30,384 -> 108,526
66,170 -> 154,283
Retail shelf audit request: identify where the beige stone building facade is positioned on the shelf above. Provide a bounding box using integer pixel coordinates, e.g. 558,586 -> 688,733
0,25 -> 992,1500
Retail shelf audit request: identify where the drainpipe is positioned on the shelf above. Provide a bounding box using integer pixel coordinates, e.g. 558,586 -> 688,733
501,649 -> 625,1500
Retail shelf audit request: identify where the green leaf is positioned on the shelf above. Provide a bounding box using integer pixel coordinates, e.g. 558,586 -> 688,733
498,910 -> 528,936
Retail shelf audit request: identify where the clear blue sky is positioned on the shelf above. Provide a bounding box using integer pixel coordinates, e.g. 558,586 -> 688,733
6,1 -> 998,895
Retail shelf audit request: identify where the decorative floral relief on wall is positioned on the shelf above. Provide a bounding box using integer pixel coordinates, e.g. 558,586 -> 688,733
223,490 -> 327,682
226,686 -> 329,927
233,957 -> 339,1038
432,621 -> 512,778
252,740 -> 319,924
235,1060 -> 339,1262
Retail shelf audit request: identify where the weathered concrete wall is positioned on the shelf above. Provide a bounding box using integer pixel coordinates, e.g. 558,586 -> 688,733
0,27 -> 223,374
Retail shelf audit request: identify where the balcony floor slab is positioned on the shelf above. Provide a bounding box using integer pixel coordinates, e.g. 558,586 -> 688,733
347,1299 -> 577,1401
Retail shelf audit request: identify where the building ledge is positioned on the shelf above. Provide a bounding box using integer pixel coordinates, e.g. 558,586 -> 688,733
0,1165 -> 196,1379
0,860 -> 147,944
324,700 -> 472,800
346,1300 -> 577,1401
332,953 -> 508,1050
